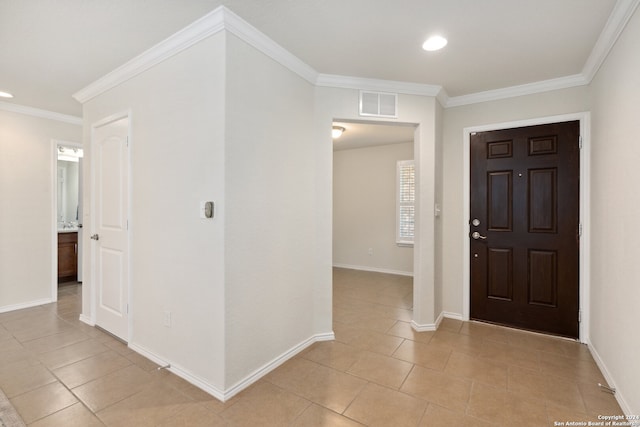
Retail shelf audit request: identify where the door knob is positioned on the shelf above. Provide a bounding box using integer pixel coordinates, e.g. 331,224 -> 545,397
471,231 -> 487,240
90,234 -> 100,241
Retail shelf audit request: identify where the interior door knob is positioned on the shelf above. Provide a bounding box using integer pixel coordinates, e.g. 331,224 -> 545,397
90,234 -> 100,241
471,231 -> 487,240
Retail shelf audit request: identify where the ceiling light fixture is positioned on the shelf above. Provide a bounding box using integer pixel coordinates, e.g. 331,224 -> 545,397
0,91 -> 14,98
422,35 -> 448,51
332,126 -> 346,139
57,146 -> 84,162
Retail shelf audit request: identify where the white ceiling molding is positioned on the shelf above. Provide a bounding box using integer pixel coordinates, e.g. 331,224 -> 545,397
316,74 -> 441,97
445,74 -> 589,108
73,0 -> 639,109
0,101 -> 82,125
73,6 -> 227,104
73,6 -> 317,104
581,0 -> 640,82
444,0 -> 640,108
222,8 -> 318,84
435,89 -> 450,108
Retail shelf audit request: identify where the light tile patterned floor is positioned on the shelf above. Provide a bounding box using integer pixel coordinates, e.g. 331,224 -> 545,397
0,269 -> 623,426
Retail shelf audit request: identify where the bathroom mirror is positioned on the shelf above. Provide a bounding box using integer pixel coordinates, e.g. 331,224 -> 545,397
57,146 -> 83,229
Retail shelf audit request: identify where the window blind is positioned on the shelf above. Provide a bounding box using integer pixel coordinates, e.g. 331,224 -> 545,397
397,160 -> 415,244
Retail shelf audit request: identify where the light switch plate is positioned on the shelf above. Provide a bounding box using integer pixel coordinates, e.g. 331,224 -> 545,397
200,201 -> 214,219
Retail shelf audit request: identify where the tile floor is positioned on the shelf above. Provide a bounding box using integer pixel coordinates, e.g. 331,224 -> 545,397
0,269 -> 624,426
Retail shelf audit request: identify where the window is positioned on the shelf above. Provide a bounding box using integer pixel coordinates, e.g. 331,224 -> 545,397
397,160 -> 415,245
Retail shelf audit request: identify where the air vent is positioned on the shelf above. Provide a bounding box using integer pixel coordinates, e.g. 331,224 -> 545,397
359,91 -> 397,118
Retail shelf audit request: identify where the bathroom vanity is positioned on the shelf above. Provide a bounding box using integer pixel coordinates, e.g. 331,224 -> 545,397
58,230 -> 78,282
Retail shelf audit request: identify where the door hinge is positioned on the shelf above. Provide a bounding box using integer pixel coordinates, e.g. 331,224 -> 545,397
579,136 -> 583,149
578,311 -> 582,323
578,223 -> 583,237
126,136 -> 129,147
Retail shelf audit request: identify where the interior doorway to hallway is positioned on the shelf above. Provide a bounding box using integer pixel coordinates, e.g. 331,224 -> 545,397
331,120 -> 418,309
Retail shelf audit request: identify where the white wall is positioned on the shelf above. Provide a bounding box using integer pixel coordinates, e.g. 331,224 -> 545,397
0,110 -> 80,311
589,6 -> 640,414
82,33 -> 227,392
333,142 -> 414,275
82,28 -> 330,397
440,86 -> 590,316
224,33 -> 321,388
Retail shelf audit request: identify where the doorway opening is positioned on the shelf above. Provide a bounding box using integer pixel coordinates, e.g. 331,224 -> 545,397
332,119 -> 418,315
52,140 -> 84,301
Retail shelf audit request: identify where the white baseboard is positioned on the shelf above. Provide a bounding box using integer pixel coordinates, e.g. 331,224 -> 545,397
0,297 -> 54,314
333,263 -> 413,277
78,314 -> 95,326
128,342 -> 226,401
435,312 -> 444,329
411,311 -> 463,332
587,340 -> 633,415
127,331 -> 335,402
411,320 -> 437,332
224,331 -> 335,400
442,311 -> 464,321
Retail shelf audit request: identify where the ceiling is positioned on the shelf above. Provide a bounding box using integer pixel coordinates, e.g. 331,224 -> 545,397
333,121 -> 416,152
0,0 -> 621,117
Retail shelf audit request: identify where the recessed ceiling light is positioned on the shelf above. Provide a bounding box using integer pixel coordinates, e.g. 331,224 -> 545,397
0,91 -> 14,98
422,35 -> 448,51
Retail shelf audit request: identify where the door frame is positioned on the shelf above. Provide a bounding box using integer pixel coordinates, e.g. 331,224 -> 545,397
82,110 -> 133,343
330,118 -> 421,319
51,139 -> 83,302
462,112 -> 591,342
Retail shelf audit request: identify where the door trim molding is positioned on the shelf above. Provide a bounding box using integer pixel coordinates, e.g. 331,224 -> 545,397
462,112 -> 591,342
85,110 -> 133,341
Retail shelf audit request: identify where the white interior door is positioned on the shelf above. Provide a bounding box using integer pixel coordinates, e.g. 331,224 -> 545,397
92,116 -> 129,342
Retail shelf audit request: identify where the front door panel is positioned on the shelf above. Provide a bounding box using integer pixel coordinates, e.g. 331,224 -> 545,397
470,121 -> 579,338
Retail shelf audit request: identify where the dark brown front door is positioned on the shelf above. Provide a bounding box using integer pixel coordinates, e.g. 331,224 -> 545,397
470,121 -> 580,338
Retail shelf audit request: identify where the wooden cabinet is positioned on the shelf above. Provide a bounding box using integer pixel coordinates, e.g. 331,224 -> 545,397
58,232 -> 78,282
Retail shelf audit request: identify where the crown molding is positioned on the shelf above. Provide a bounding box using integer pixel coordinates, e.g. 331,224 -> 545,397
73,6 -> 318,104
581,0 -> 640,82
435,88 -> 450,108
0,101 -> 82,125
72,0 -> 640,109
316,74 -> 441,97
73,6 -> 227,104
444,0 -> 640,108
222,8 -> 318,84
445,74 -> 589,108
